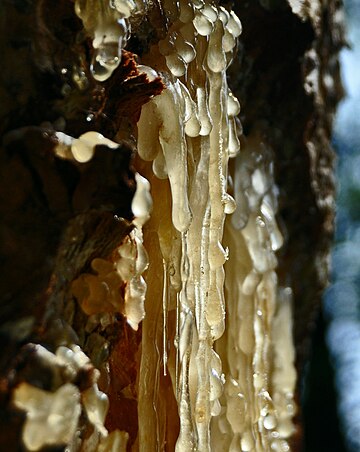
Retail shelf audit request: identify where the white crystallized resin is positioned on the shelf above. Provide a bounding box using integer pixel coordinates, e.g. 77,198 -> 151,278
12,345 -> 129,451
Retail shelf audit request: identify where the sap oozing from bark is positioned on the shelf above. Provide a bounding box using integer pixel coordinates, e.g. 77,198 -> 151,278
6,0 -> 342,450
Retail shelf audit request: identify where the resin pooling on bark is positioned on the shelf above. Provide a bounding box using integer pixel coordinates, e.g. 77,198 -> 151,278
71,171 -> 151,331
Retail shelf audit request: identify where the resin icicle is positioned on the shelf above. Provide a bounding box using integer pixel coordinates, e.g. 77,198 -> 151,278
137,1 -> 244,449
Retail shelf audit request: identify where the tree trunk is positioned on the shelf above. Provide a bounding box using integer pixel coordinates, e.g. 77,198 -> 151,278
0,1 -> 343,451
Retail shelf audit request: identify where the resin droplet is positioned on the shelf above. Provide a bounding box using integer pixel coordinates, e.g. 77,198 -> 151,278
193,12 -> 213,36
132,173 -> 153,227
227,11 -> 242,37
223,193 -> 237,214
71,131 -> 118,163
264,413 -> 277,430
227,92 -> 241,117
91,42 -> 121,82
166,54 -> 187,77
175,36 -> 196,63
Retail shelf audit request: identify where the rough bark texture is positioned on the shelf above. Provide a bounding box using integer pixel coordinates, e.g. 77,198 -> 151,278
0,0 -> 343,450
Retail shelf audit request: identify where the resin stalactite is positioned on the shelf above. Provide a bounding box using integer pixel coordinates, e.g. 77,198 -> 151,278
0,0 -> 343,451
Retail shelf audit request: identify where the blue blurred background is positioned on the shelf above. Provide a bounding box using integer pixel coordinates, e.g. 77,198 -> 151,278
304,1 -> 360,450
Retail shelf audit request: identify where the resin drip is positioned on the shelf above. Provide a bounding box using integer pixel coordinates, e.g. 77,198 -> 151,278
75,0 -> 137,81
137,1 -> 242,450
